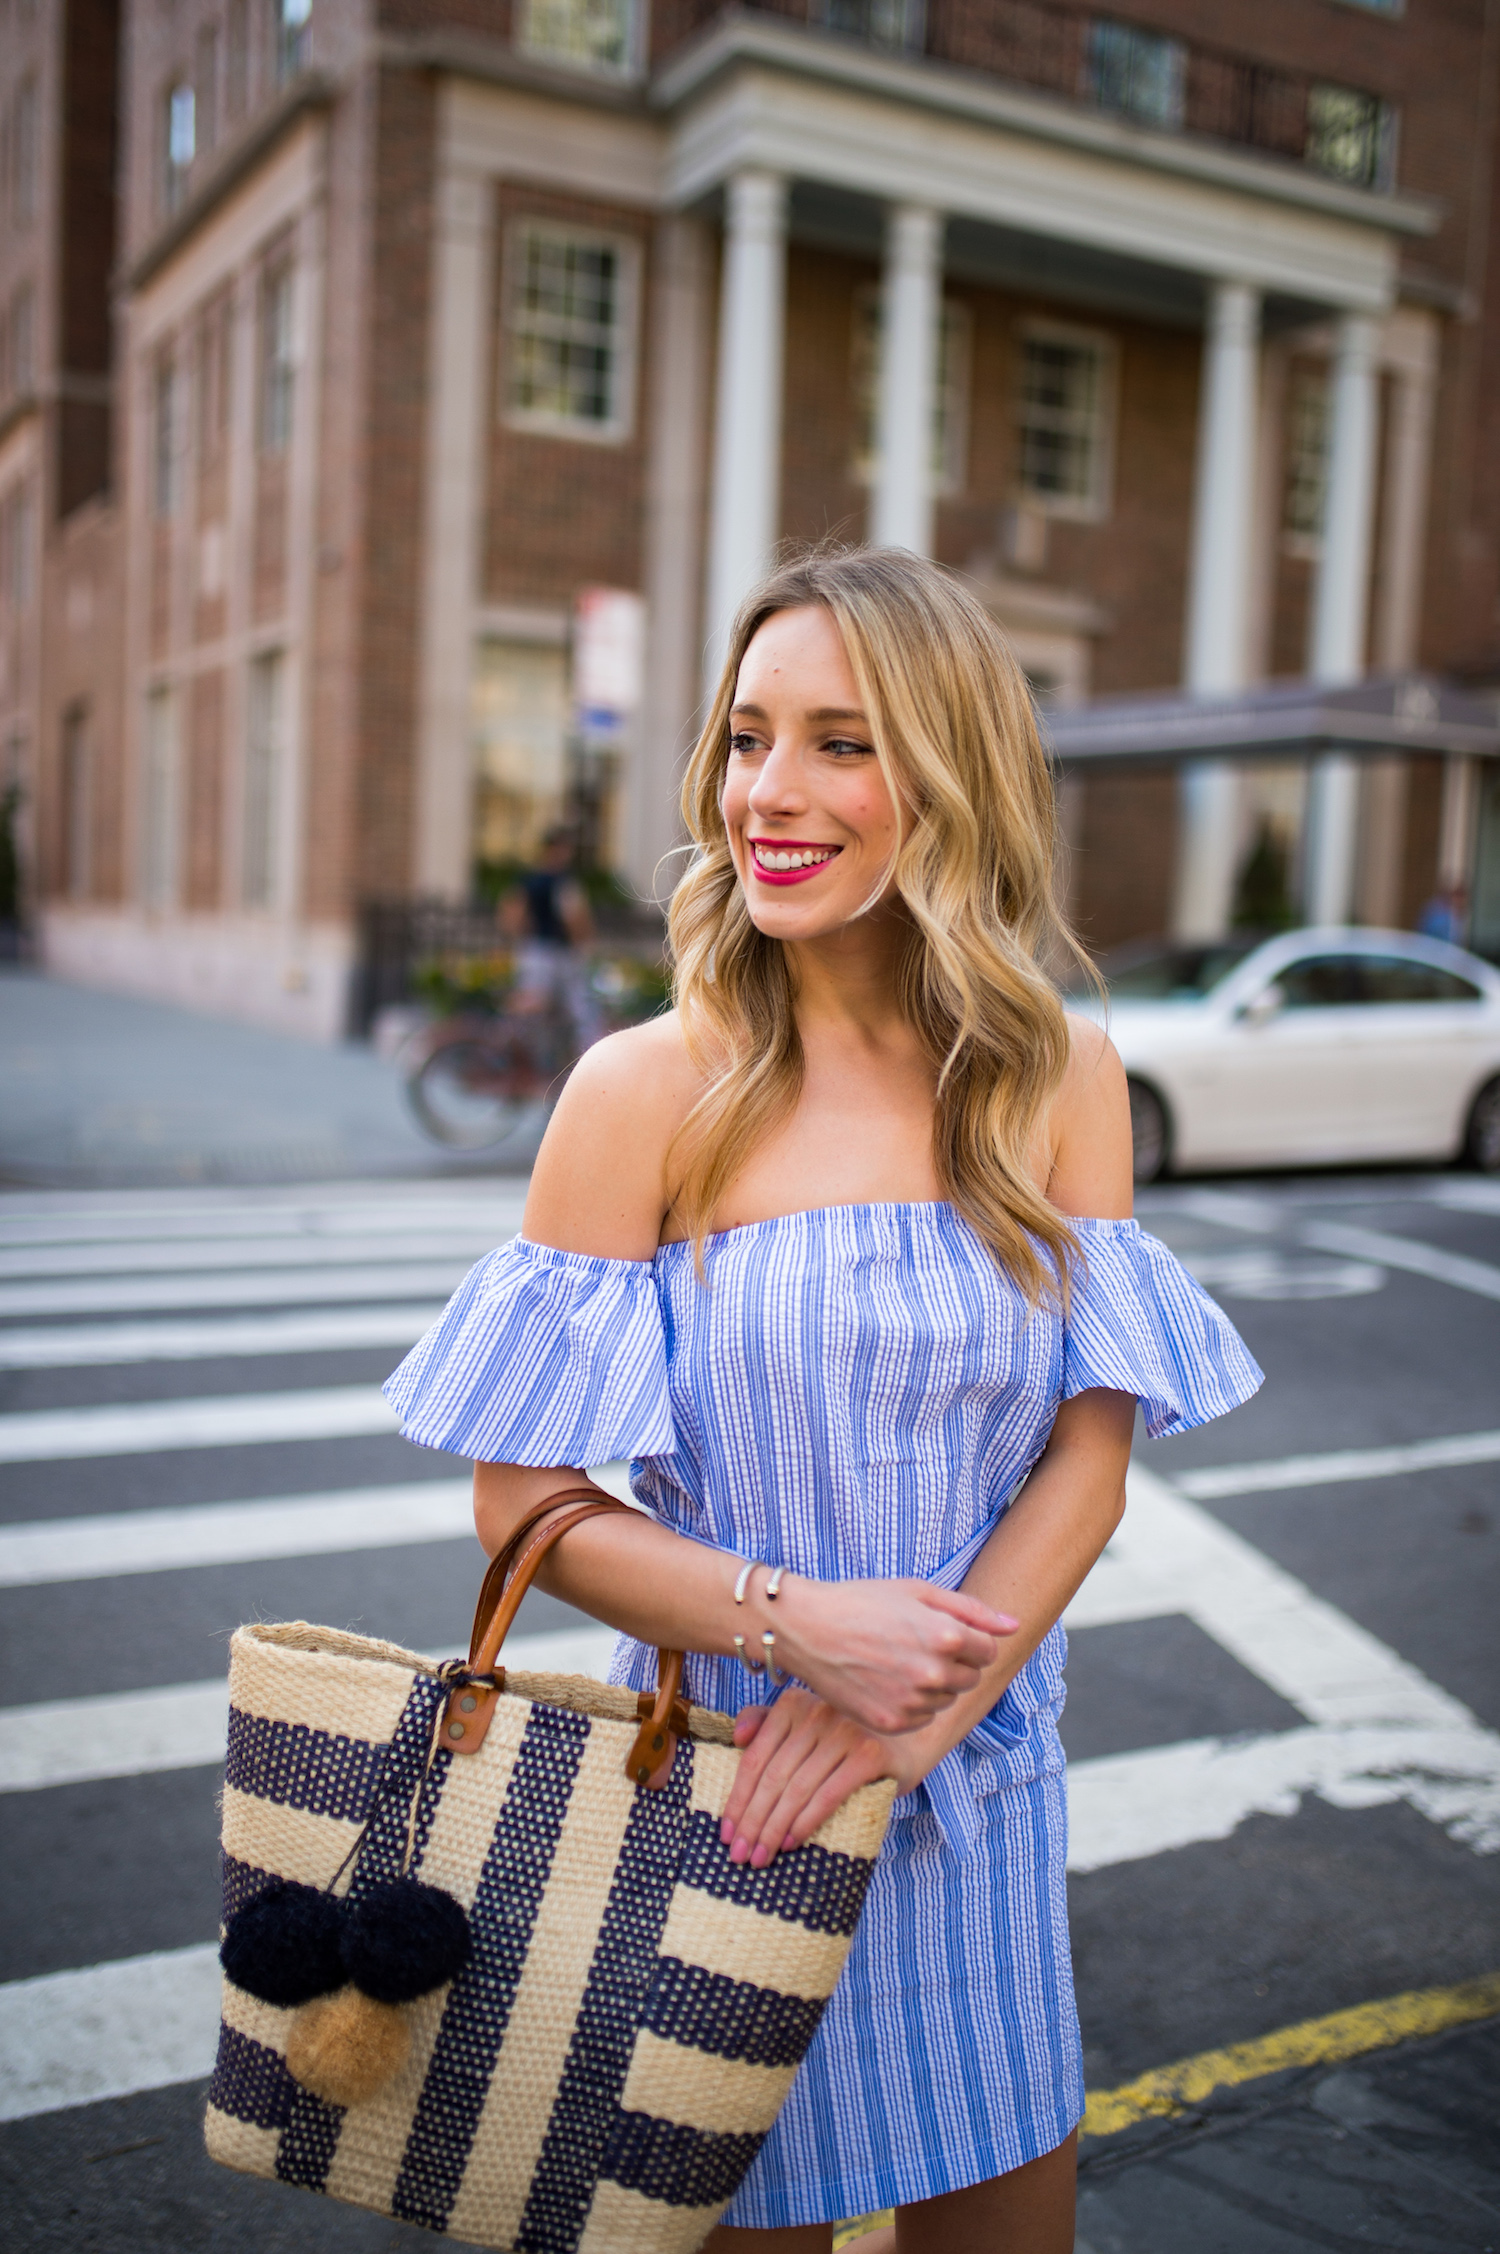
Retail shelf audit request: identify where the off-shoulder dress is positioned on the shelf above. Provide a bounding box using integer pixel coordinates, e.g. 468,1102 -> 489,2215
384,1203 -> 1262,2229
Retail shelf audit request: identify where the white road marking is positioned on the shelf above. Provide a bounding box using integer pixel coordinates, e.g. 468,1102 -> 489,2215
1065,1466 -> 1500,1861
1174,1428 -> 1500,1499
0,1463 -> 636,1585
0,1196 -> 527,1249
0,1261 -> 476,1319
0,1478 -> 475,1585
1426,1179 -> 1500,1215
0,1625 -> 622,1793
0,1303 -> 444,1369
0,1231 -> 502,1281
0,1944 -> 222,2121
1301,1219 -> 1500,1303
1182,1249 -> 1385,1300
0,1383 -> 403,1461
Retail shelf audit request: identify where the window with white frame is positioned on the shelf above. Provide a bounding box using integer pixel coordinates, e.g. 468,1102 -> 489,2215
1305,85 -> 1396,189
472,638 -> 571,866
163,81 -> 196,213
810,0 -> 925,51
1015,326 -> 1115,517
259,262 -> 295,454
244,651 -> 286,910
62,703 -> 91,901
515,0 -> 642,76
1281,361 -> 1331,552
1087,21 -> 1186,131
153,357 -> 179,517
503,225 -> 639,441
850,289 -> 970,496
141,687 -> 180,911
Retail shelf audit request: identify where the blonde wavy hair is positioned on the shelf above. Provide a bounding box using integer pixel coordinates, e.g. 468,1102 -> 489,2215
667,546 -> 1092,1304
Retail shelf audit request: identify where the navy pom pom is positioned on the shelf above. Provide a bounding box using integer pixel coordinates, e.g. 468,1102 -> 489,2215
341,1879 -> 471,2005
221,1879 -> 346,2006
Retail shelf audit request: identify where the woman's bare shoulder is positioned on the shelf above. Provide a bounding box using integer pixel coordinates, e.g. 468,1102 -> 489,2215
1046,1013 -> 1133,1220
521,1012 -> 701,1260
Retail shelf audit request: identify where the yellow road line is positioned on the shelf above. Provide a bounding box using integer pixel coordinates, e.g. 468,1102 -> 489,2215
1081,1969 -> 1500,2139
829,1971 -> 1500,2239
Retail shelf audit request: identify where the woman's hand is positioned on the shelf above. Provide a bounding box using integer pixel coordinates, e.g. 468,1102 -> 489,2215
767,1574 -> 1017,1737
718,1691 -> 940,1869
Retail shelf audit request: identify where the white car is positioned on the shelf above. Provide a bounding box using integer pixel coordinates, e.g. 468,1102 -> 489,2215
1075,927 -> 1500,1182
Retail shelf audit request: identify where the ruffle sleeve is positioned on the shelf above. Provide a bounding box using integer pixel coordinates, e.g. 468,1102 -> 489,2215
382,1237 -> 674,1466
1060,1216 -> 1263,1440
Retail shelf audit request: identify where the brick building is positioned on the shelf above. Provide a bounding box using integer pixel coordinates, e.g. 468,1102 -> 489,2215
5,0 -> 1500,1036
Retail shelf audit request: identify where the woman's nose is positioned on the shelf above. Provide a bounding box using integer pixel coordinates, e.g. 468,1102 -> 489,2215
745,739 -> 806,816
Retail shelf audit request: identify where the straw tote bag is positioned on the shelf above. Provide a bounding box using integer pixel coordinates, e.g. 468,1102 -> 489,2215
206,1492 -> 896,2252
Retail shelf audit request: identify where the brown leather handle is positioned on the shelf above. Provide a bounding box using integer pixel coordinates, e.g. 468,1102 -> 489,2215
442,1486 -> 687,1788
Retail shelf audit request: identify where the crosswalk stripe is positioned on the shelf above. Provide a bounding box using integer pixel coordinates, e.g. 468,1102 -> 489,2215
0,1478 -> 475,1585
0,1261 -> 475,1319
0,1626 -> 622,1792
1175,1427 -> 1500,1499
0,1303 -> 444,1369
0,1944 -> 222,2122
0,1383 -> 402,1461
0,1231 -> 502,1282
0,1196 -> 526,1250
1301,1219 -> 1500,1303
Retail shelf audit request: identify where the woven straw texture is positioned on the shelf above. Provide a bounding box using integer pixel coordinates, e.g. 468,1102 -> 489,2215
206,1620 -> 894,2252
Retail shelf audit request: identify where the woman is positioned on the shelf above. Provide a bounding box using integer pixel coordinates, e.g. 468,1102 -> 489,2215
386,548 -> 1262,2251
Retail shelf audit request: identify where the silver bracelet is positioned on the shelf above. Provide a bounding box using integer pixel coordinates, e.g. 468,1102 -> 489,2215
733,1560 -> 765,1671
761,1629 -> 789,1686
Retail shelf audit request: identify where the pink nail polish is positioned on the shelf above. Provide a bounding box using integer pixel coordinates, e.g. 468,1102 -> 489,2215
729,1836 -> 748,1864
750,1842 -> 769,1869
720,1819 -> 733,1845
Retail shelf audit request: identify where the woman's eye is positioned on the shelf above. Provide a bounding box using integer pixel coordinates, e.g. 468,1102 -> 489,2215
728,732 -> 764,757
824,737 -> 873,759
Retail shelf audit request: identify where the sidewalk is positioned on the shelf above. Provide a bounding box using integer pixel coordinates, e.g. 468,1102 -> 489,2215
0,970 -> 541,1188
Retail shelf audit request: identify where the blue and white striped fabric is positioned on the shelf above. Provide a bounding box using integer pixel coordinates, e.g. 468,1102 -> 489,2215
384,1203 -> 1262,2226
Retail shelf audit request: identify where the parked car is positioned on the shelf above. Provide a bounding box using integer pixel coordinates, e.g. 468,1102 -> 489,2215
1072,927 -> 1500,1182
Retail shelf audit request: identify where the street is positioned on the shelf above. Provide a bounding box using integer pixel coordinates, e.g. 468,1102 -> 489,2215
0,1161 -> 1496,2250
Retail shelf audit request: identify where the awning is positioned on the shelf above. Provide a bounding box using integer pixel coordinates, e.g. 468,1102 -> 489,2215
1043,674 -> 1500,767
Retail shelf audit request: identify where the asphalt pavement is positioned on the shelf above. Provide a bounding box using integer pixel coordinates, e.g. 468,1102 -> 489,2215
1,977 -> 1497,2252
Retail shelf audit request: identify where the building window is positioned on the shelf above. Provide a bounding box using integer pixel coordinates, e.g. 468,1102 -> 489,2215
515,0 -> 642,76
1306,85 -> 1395,189
259,264 -> 295,454
153,358 -> 180,517
198,295 -> 234,469
851,290 -> 971,496
503,225 -> 639,441
9,284 -> 34,395
472,638 -> 570,869
164,81 -> 196,213
809,0 -> 925,51
226,0 -> 250,118
13,77 -> 39,225
197,25 -> 220,155
1282,362 -> 1331,553
0,482 -> 34,613
142,687 -> 180,911
1015,326 -> 1116,518
277,0 -> 312,87
1087,21 -> 1186,132
244,652 -> 285,910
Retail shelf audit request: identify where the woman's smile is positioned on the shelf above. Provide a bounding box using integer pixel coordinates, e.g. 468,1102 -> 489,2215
748,838 -> 844,884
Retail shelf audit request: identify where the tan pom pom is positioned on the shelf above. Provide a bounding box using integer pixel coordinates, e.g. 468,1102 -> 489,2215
285,1985 -> 410,2108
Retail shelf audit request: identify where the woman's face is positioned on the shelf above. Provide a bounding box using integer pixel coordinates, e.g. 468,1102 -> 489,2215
721,605 -> 901,942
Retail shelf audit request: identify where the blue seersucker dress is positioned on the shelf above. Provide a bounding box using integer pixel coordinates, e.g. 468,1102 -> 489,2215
384,1203 -> 1262,2226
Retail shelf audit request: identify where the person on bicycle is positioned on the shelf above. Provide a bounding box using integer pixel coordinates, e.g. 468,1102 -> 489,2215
497,825 -> 604,1049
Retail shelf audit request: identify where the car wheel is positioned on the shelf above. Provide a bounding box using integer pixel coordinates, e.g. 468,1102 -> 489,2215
1127,1079 -> 1170,1184
1464,1076 -> 1500,1173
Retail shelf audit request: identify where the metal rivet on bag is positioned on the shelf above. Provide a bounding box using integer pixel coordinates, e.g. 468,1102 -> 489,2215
460,1695 -> 477,1713
449,1721 -> 466,1739
636,1765 -> 649,1782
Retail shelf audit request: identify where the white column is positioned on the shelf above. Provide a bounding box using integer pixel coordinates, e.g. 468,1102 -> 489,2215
1173,279 -> 1261,941
633,215 -> 714,899
872,202 -> 942,555
1304,313 -> 1380,926
704,169 -> 788,687
414,160 -> 494,899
